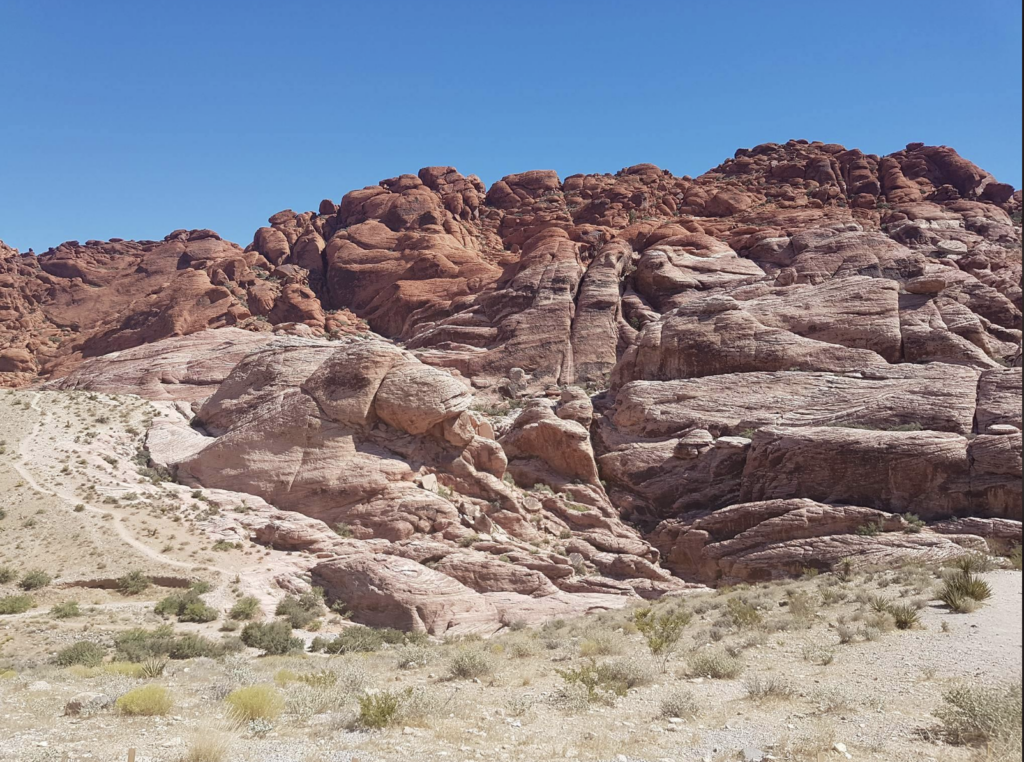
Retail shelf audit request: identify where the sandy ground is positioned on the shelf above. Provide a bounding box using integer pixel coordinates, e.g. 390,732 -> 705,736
1,388 -> 1021,762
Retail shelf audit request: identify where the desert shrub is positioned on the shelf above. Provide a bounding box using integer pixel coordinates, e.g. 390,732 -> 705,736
310,626 -> 423,654
687,650 -> 744,680
597,654 -> 658,690
154,590 -> 218,623
116,685 -> 173,716
725,598 -> 763,628
181,727 -> 233,762
745,673 -> 796,701
888,603 -> 921,630
0,594 -> 34,615
578,631 -> 624,657
902,513 -> 926,533
633,606 -> 692,659
660,687 -> 699,719
936,681 -> 1022,752
229,596 -> 261,621
939,571 -> 992,613
955,553 -> 996,574
0,566 -> 15,584
240,620 -> 303,655
51,600 -> 82,619
556,662 -> 627,704
1008,545 -> 1022,571
855,522 -> 884,537
115,627 -> 229,661
19,569 -> 52,590
55,641 -> 106,667
447,648 -> 495,680
357,689 -> 406,729
275,589 -> 325,629
225,685 -> 284,723
117,570 -> 152,596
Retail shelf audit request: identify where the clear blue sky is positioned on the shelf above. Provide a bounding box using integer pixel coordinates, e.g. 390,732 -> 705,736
1,0 -> 1021,252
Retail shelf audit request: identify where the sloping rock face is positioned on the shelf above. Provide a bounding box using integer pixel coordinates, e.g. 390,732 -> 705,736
165,336 -> 686,633
2,139 -> 1021,606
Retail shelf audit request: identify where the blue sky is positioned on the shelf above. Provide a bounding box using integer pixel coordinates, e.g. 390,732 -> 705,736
1,0 -> 1021,252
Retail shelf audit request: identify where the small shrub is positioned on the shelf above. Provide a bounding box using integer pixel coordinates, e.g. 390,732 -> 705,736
633,606 -> 692,660
358,690 -> 405,729
225,685 -> 284,723
275,590 -> 325,629
19,569 -> 52,591
660,687 -> 699,719
902,513 -> 926,533
56,641 -> 106,667
578,631 -> 624,658
745,673 -> 796,701
310,626 -> 422,654
0,594 -> 34,615
802,644 -> 836,666
725,598 -> 763,628
51,600 -> 82,619
447,648 -> 495,680
181,727 -> 233,762
936,681 -> 1022,749
1008,545 -> 1022,571
0,566 -> 15,584
955,554 -> 995,575
939,571 -> 992,612
598,654 -> 658,690
687,650 -> 744,680
155,590 -> 218,623
240,621 -> 302,656
229,596 -> 261,621
117,570 -> 152,596
116,685 -> 173,716
889,603 -> 921,630
855,522 -> 884,537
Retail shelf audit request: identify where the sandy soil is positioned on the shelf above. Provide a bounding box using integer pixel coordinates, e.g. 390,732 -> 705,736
1,388 -> 1020,762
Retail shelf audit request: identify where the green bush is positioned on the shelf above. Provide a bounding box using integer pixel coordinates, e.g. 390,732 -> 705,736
225,685 -> 284,723
0,566 -> 15,584
274,589 -> 325,629
632,606 -> 692,658
1009,545 -> 1022,571
19,569 -> 52,591
114,627 -> 230,662
240,621 -> 303,656
357,689 -> 406,729
51,601 -> 82,619
116,685 -> 173,716
310,626 -> 423,654
889,603 -> 921,630
117,570 -> 152,596
0,594 -> 34,615
939,571 -> 992,612
55,641 -> 106,667
229,596 -> 261,621
447,648 -> 495,680
155,590 -> 218,623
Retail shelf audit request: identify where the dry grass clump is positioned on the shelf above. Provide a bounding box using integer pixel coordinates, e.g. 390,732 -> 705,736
659,687 -> 699,719
744,673 -> 796,702
116,684 -> 173,716
936,681 -> 1022,756
687,650 -> 744,679
55,641 -> 106,667
0,594 -> 34,615
181,725 -> 234,762
447,647 -> 495,680
225,685 -> 285,723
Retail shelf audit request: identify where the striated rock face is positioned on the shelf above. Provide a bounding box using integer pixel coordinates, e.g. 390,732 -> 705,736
163,335 -> 687,632
2,139 -> 1021,622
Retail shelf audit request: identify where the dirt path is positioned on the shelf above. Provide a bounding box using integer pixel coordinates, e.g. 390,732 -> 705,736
11,392 -> 230,578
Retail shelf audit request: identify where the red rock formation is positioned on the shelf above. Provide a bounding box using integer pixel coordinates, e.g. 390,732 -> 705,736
2,139 -> 1020,618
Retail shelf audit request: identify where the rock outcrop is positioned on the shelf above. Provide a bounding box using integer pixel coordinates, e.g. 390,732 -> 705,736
2,139 -> 1020,620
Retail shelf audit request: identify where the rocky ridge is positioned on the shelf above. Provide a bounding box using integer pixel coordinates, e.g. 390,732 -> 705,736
2,139 -> 1022,632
